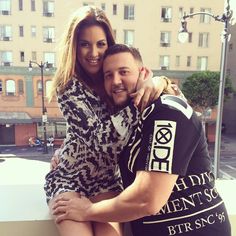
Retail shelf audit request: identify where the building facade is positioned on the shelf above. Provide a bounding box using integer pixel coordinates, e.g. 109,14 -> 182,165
1,0 -> 233,146
223,1 -> 236,134
0,66 -> 65,145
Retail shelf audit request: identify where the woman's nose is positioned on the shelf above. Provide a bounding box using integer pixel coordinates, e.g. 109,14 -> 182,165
90,45 -> 99,57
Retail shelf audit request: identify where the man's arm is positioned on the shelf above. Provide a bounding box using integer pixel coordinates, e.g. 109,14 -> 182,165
52,171 -> 178,223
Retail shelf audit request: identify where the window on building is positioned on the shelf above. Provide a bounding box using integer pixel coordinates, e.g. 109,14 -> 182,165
18,79 -> 24,94
19,25 -> 24,37
0,80 -> 2,93
197,56 -> 208,71
160,31 -> 171,47
6,79 -> 16,96
113,4 -> 117,15
19,0 -> 23,10
113,29 -> 116,40
0,25 -> 12,41
31,26 -> 36,37
20,51 -> 24,62
187,56 -> 191,67
179,7 -> 183,18
53,122 -> 67,138
83,2 -> 94,6
43,27 -> 55,42
175,56 -> 180,67
0,0 -> 11,15
124,5 -> 134,20
32,51 -> 37,61
45,80 -> 52,97
31,0 -> 35,11
198,32 -> 209,47
43,0 -> 54,17
101,3 -> 105,11
161,7 -> 172,22
200,8 -> 211,23
0,50 -> 12,66
188,32 -> 193,43
37,80 -> 42,94
124,30 -> 134,46
44,52 -> 55,68
190,7 -> 194,18
159,55 -> 170,70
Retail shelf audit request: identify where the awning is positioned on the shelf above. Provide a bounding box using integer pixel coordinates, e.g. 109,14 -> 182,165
31,117 -> 65,123
0,111 -> 32,124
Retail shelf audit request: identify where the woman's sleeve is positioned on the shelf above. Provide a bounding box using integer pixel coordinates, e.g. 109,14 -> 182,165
57,86 -> 138,153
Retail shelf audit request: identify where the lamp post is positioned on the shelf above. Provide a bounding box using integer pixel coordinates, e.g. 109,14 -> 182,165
29,60 -> 49,154
178,1 -> 233,178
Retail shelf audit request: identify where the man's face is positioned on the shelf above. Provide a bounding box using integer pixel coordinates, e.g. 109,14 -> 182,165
103,52 -> 140,107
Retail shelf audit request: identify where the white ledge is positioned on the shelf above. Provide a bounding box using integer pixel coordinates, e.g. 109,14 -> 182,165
0,157 -> 235,236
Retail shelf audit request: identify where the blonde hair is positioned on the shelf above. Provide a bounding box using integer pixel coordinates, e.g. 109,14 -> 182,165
48,6 -> 115,101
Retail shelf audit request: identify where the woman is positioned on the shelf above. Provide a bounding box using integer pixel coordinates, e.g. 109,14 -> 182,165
44,6 -> 172,236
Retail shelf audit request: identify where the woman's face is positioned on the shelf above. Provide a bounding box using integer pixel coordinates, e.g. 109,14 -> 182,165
77,25 -> 108,78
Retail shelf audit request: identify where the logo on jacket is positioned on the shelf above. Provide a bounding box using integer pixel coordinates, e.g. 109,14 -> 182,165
148,120 -> 176,173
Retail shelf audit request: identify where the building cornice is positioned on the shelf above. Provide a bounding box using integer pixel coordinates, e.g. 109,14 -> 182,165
0,66 -> 55,76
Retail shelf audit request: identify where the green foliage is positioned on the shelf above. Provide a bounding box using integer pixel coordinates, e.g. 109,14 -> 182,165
181,71 -> 234,111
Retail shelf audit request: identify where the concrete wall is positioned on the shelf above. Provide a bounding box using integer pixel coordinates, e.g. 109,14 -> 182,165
0,157 -> 236,236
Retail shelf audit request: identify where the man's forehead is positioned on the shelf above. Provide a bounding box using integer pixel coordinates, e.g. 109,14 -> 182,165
105,52 -> 132,60
103,52 -> 137,69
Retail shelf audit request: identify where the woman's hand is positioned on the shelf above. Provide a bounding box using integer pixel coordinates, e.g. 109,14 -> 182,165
170,83 -> 187,101
131,67 -> 184,111
130,67 -> 169,111
52,195 -> 92,223
50,149 -> 61,170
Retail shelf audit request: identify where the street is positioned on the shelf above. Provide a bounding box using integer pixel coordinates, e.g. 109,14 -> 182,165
209,134 -> 236,179
0,133 -> 236,179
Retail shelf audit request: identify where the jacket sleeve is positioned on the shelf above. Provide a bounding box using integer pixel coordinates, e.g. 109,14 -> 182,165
57,80 -> 139,154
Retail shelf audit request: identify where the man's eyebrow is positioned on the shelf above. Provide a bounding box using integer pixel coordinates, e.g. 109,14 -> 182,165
104,66 -> 130,75
104,70 -> 111,75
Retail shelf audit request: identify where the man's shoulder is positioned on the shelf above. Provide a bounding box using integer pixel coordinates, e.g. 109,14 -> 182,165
141,95 -> 193,120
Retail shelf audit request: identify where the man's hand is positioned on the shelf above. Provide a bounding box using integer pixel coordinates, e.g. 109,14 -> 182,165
52,195 -> 92,223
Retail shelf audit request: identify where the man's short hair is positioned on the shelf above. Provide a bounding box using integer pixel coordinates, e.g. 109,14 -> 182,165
103,44 -> 143,65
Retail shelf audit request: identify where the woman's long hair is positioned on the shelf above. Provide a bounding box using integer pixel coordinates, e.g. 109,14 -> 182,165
48,6 -> 115,101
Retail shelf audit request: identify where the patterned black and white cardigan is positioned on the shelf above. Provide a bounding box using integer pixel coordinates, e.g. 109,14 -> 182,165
58,76 -> 138,159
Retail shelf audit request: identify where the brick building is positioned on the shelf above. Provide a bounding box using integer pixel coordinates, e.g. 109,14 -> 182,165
1,0 -> 234,146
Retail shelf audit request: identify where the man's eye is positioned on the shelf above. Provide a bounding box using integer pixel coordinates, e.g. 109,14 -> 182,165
105,74 -> 112,80
120,70 -> 128,75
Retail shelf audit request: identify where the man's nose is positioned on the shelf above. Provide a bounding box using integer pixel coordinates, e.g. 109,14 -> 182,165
112,73 -> 122,85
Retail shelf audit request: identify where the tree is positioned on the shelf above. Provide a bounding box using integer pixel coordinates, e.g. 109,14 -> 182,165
181,71 -> 234,132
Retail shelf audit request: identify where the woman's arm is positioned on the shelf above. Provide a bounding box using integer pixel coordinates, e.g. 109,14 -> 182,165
58,78 -> 138,153
131,67 -> 177,111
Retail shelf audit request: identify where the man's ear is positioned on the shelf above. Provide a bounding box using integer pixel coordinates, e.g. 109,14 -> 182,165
139,66 -> 144,72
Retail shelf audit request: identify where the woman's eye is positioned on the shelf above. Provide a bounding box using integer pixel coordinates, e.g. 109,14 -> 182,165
98,41 -> 107,47
79,42 -> 89,47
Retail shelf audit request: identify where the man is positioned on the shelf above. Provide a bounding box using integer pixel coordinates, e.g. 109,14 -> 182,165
52,44 -> 231,236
